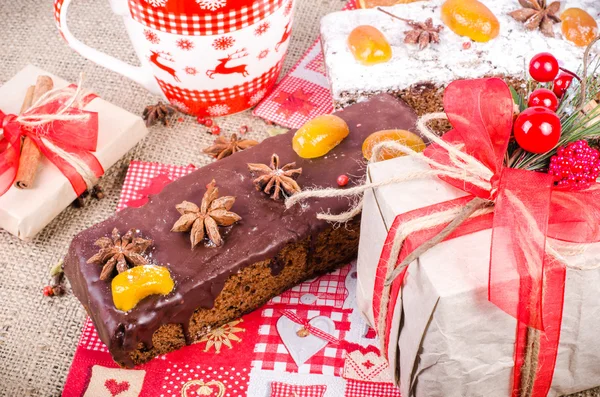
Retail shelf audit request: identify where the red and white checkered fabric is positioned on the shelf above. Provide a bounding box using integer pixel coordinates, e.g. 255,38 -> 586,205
344,380 -> 402,397
252,0 -> 356,129
270,382 -> 327,397
269,266 -> 349,308
157,60 -> 283,116
78,319 -> 109,353
128,0 -> 285,36
252,307 -> 350,376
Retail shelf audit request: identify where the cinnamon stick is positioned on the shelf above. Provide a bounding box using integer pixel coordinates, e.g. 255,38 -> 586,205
14,76 -> 54,189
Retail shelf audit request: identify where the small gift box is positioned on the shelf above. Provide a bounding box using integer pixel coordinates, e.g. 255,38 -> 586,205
0,65 -> 148,240
353,79 -> 600,397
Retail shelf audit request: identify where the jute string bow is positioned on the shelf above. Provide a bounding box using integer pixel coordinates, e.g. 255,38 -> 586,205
286,78 -> 600,397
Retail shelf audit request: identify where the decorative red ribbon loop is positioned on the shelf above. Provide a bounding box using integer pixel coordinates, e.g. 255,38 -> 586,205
280,310 -> 340,345
0,87 -> 103,196
373,78 -> 600,397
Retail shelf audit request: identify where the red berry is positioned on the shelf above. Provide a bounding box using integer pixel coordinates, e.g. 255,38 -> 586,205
553,72 -> 574,98
337,174 -> 349,187
239,125 -> 249,134
529,52 -> 559,82
210,125 -> 221,135
204,119 -> 214,127
514,106 -> 562,154
197,116 -> 206,125
462,41 -> 472,50
549,140 -> 600,190
528,88 -> 559,112
43,286 -> 54,297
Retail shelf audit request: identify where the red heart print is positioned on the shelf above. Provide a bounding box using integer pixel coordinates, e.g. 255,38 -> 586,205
104,379 -> 130,396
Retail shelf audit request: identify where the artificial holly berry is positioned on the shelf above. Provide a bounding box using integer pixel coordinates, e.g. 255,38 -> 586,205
210,125 -> 221,135
337,174 -> 349,187
204,119 -> 214,127
529,52 -> 559,83
239,125 -> 249,134
553,72 -> 574,98
513,106 -> 562,153
549,140 -> 600,190
197,116 -> 206,125
528,88 -> 559,112
43,286 -> 54,297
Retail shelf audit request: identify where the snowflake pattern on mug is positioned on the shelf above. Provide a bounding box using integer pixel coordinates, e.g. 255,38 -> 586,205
145,0 -> 168,7
212,36 -> 235,51
196,0 -> 227,11
143,29 -> 160,44
257,49 -> 270,60
207,104 -> 231,116
170,100 -> 191,114
184,66 -> 198,76
176,38 -> 194,51
254,22 -> 270,36
249,89 -> 267,106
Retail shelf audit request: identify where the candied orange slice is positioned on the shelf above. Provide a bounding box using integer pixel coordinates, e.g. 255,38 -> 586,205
293,114 -> 350,159
362,129 -> 426,161
112,265 -> 174,312
441,0 -> 500,42
347,25 -> 393,66
358,0 -> 424,8
562,8 -> 598,47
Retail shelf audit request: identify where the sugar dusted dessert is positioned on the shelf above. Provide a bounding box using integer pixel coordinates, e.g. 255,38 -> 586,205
320,0 -> 600,113
64,94 -> 420,367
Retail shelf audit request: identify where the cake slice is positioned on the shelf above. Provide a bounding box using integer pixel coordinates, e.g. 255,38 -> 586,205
321,0 -> 599,113
64,94 -> 419,367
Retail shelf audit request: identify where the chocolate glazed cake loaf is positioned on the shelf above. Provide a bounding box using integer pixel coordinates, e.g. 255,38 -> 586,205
64,94 -> 418,367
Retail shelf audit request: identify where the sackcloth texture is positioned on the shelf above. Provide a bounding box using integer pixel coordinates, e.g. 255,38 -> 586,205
0,1 -> 597,396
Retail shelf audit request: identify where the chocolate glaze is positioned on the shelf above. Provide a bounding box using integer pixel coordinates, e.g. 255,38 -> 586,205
63,94 -> 418,367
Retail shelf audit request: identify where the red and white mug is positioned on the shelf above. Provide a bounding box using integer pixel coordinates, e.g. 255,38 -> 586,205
54,0 -> 294,117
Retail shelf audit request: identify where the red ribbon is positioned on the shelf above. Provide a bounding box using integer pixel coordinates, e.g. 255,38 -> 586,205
280,310 -> 340,345
0,88 -> 103,197
372,78 -> 600,396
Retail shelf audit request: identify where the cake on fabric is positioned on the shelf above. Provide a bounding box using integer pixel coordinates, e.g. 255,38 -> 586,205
64,94 -> 419,367
320,0 -> 600,113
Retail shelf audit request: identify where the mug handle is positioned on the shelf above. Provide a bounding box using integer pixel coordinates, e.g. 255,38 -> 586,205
54,0 -> 162,95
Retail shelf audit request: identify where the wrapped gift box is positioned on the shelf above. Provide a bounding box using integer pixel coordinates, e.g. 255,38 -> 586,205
0,65 -> 148,240
356,155 -> 600,397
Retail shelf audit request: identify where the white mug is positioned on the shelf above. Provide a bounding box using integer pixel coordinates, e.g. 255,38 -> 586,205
54,0 -> 295,117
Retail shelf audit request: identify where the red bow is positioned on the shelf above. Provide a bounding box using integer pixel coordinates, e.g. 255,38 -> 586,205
280,311 -> 340,345
373,78 -> 600,396
0,89 -> 104,196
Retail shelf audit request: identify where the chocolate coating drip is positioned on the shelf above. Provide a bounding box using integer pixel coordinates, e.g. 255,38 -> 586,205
64,94 -> 419,366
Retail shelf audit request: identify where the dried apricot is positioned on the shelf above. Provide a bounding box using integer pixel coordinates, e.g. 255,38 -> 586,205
293,115 -> 350,159
561,8 -> 598,47
112,265 -> 174,312
362,129 -> 426,161
441,0 -> 500,42
348,25 -> 392,66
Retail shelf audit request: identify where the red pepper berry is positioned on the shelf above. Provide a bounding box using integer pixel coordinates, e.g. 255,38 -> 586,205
197,116 -> 206,125
337,174 -> 349,187
210,125 -> 221,135
553,72 -> 574,98
528,88 -> 559,112
43,286 -> 54,297
549,140 -> 600,190
239,125 -> 249,134
513,106 -> 562,154
529,52 -> 560,82
204,119 -> 214,127
462,41 -> 472,50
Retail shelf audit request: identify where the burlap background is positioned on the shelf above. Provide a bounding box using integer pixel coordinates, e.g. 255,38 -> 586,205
0,1 -> 597,396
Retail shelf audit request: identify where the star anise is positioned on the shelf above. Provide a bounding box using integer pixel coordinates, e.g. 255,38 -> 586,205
203,133 -> 259,160
509,0 -> 561,38
142,101 -> 178,127
171,179 -> 241,249
247,154 -> 302,200
377,8 -> 443,50
87,228 -> 153,281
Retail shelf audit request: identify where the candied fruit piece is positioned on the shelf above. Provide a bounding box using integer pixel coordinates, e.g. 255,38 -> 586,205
347,25 -> 392,65
112,265 -> 174,312
441,0 -> 500,42
562,8 -> 598,47
362,129 -> 426,161
293,114 -> 350,159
